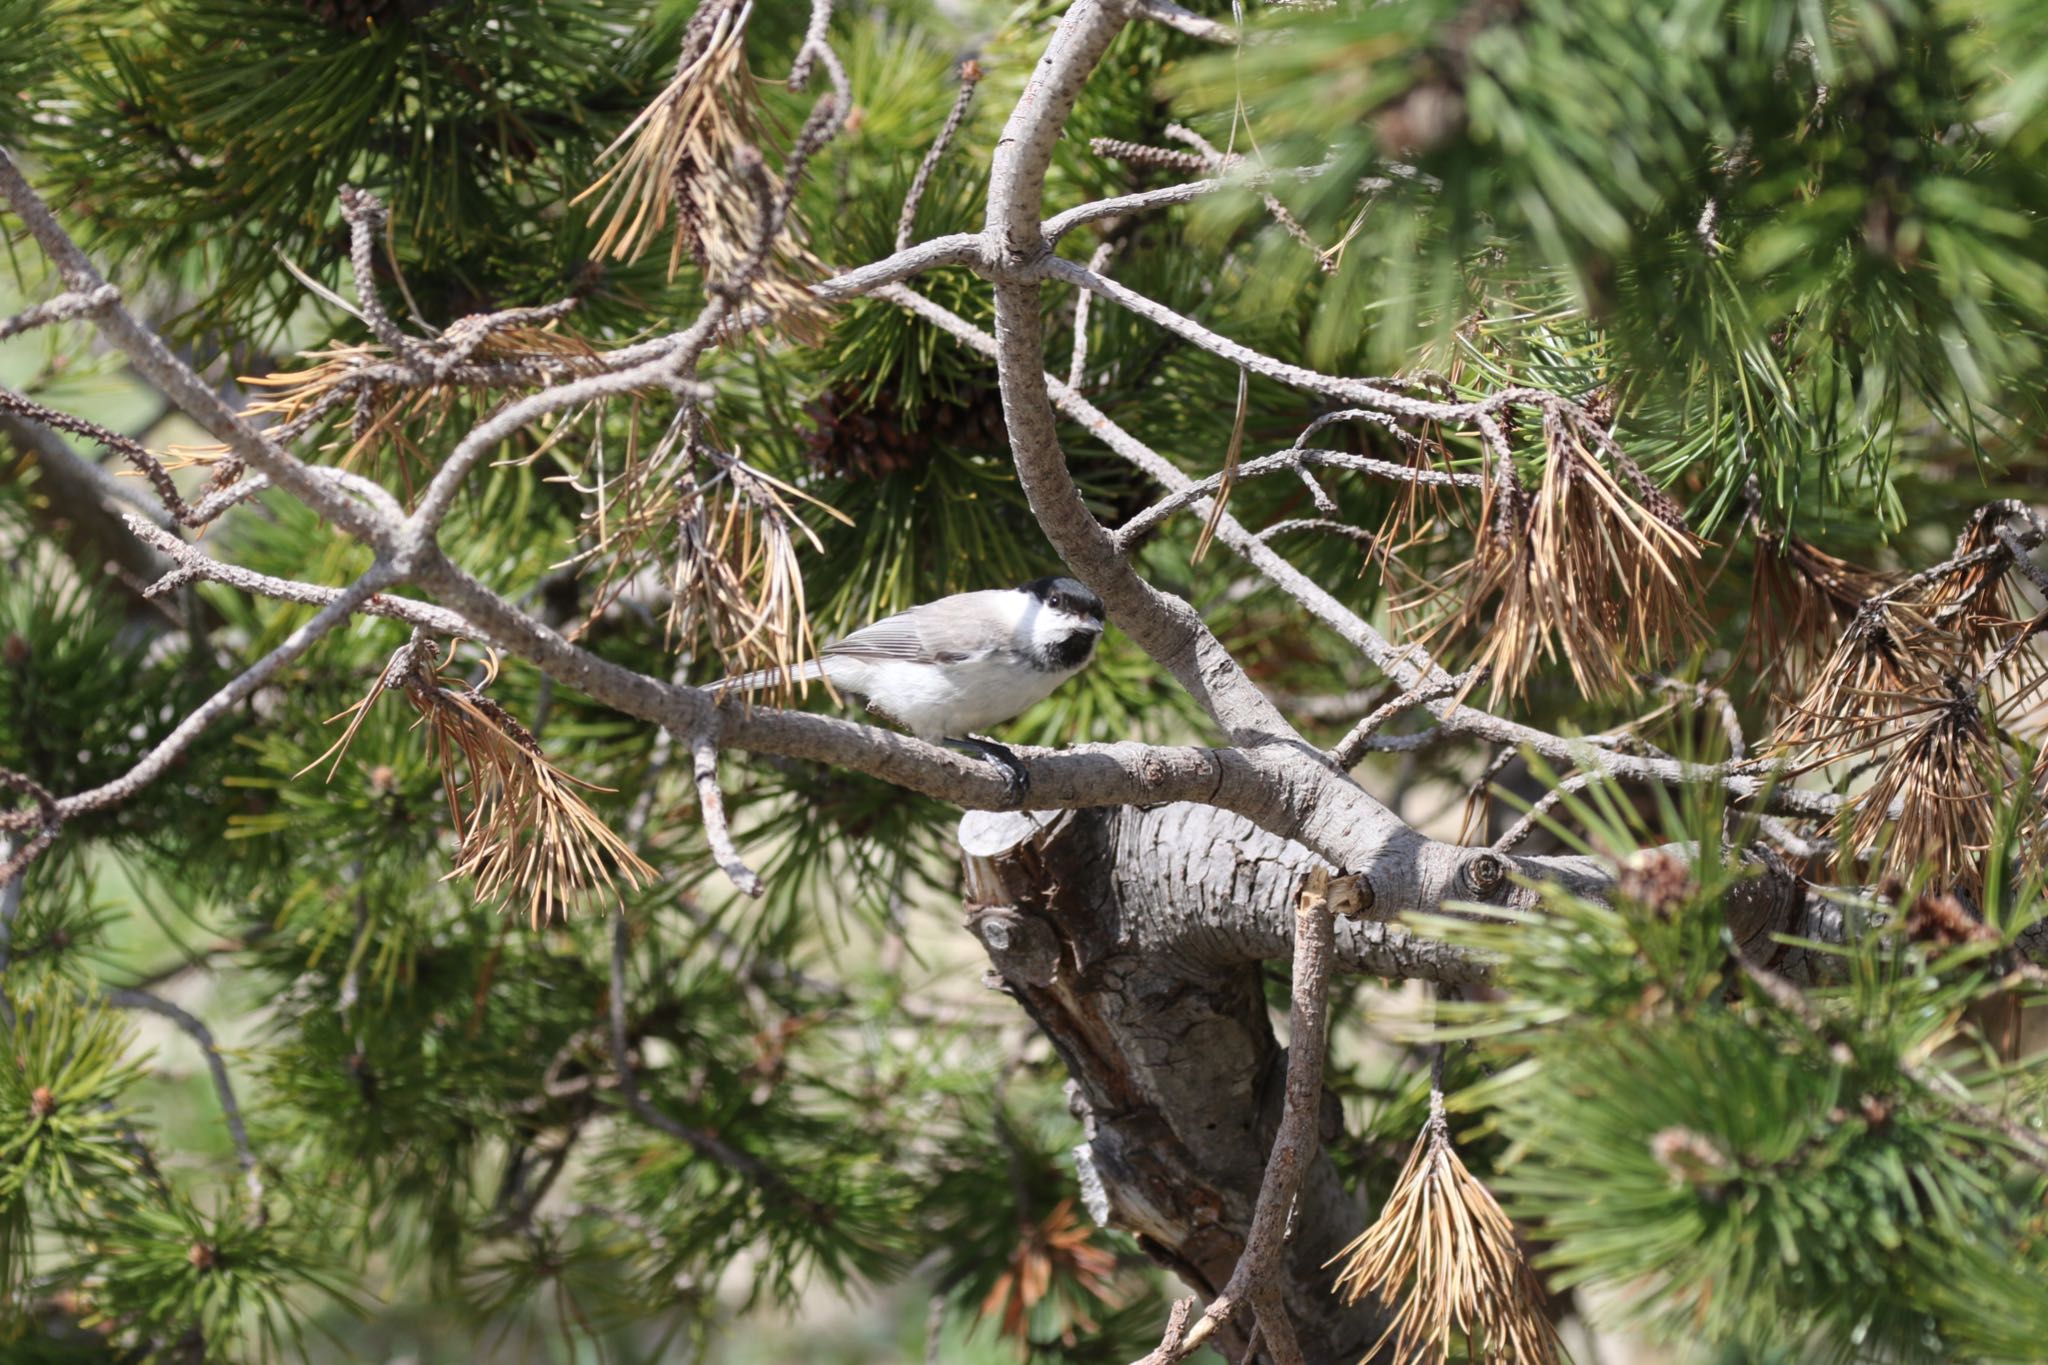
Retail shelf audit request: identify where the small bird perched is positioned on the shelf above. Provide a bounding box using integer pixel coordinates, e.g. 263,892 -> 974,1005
711,576 -> 1106,798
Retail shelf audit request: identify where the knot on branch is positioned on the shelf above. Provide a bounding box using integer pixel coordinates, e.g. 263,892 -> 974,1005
1460,850 -> 1508,899
968,903 -> 1062,986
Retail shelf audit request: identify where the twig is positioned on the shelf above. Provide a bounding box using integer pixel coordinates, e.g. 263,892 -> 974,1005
1136,870 -> 1340,1364
1068,239 -> 1116,391
1044,253 -> 1567,426
337,187 -> 430,368
1494,771 -> 1600,853
1995,524 -> 2048,598
1165,124 -> 1330,272
784,0 -> 836,92
811,232 -> 982,300
1256,517 -> 1374,543
1140,1298 -> 1198,1364
896,60 -> 983,253
1114,448 -> 1472,549
1128,0 -> 1238,44
1046,177 -> 1236,242
2,386 -> 213,529
126,517 -> 476,634
103,986 -> 266,1215
1330,671 -> 1479,770
690,727 -> 765,897
0,571 -> 393,830
1090,138 -> 1213,175
1647,674 -> 1746,761
0,284 -> 122,341
0,768 -> 62,886
0,149 -> 389,544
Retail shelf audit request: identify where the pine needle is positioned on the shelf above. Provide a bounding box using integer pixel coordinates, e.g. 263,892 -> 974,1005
1746,529 -> 1892,700
1768,601 -> 1941,763
1328,1094 -> 1563,1365
1838,680 -> 2017,894
300,639 -> 655,929
560,425 -> 844,689
1413,411 -> 1706,703
573,0 -> 825,337
1192,368 -> 1249,564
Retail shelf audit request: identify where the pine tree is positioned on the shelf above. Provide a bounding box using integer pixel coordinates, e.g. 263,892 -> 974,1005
3,1 -> 2048,1362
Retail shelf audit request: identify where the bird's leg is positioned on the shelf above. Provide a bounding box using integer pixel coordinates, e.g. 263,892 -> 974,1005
944,736 -> 1030,807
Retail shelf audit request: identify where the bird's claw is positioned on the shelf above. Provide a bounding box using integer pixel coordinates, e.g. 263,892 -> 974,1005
947,736 -> 1031,808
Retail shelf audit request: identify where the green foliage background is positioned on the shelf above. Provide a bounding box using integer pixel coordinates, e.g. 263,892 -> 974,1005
2,0 -> 2047,1361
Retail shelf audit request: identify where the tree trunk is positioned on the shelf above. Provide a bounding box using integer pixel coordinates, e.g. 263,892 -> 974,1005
961,804 -> 1387,1365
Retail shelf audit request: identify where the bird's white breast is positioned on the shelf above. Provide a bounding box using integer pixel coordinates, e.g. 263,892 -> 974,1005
824,651 -> 1084,741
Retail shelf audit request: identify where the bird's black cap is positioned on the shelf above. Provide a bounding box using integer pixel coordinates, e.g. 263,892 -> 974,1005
1020,575 -> 1105,623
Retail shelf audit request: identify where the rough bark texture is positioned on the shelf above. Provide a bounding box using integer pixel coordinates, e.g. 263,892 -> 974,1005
961,807 -> 1385,1364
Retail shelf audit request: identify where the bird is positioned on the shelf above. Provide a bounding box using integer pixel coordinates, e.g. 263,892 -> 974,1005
710,576 -> 1107,798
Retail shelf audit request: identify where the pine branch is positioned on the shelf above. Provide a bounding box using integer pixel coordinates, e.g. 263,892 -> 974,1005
870,282 -> 1840,819
102,987 -> 266,1215
0,148 -> 395,543
0,570 -> 394,831
896,61 -> 983,254
1330,672 -> 1480,770
0,284 -> 121,340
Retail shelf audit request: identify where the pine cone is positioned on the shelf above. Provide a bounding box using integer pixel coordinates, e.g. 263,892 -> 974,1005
802,385 -> 1007,481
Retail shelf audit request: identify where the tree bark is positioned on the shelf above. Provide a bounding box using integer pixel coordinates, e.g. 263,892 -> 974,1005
961,806 -> 1387,1365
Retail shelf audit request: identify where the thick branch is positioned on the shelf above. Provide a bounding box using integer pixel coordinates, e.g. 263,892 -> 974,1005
962,807 -> 1379,1363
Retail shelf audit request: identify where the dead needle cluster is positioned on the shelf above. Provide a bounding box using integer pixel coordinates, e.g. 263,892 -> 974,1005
1416,412 -> 1706,703
301,639 -> 654,928
575,0 -> 825,336
1327,1096 -> 1563,1365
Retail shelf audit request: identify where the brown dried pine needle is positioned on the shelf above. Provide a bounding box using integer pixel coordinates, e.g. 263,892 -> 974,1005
573,0 -> 825,334
1918,504 -> 2043,681
1838,680 -> 2018,894
1418,414 -> 1705,703
1328,1095 -> 1563,1365
557,428 -> 843,686
303,639 -> 654,929
1768,601 -> 1947,764
1747,529 -> 1892,698
235,325 -> 609,487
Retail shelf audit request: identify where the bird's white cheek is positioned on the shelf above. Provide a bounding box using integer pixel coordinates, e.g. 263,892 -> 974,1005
1030,612 -> 1093,651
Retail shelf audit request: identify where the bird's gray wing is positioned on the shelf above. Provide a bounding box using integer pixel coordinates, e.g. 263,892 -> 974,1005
824,593 -> 1008,665
710,659 -> 828,694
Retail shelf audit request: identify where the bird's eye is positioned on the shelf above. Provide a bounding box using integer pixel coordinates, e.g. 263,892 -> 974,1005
1048,593 -> 1062,609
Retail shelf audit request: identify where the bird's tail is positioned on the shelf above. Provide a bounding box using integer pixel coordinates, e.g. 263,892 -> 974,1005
708,658 -> 830,696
